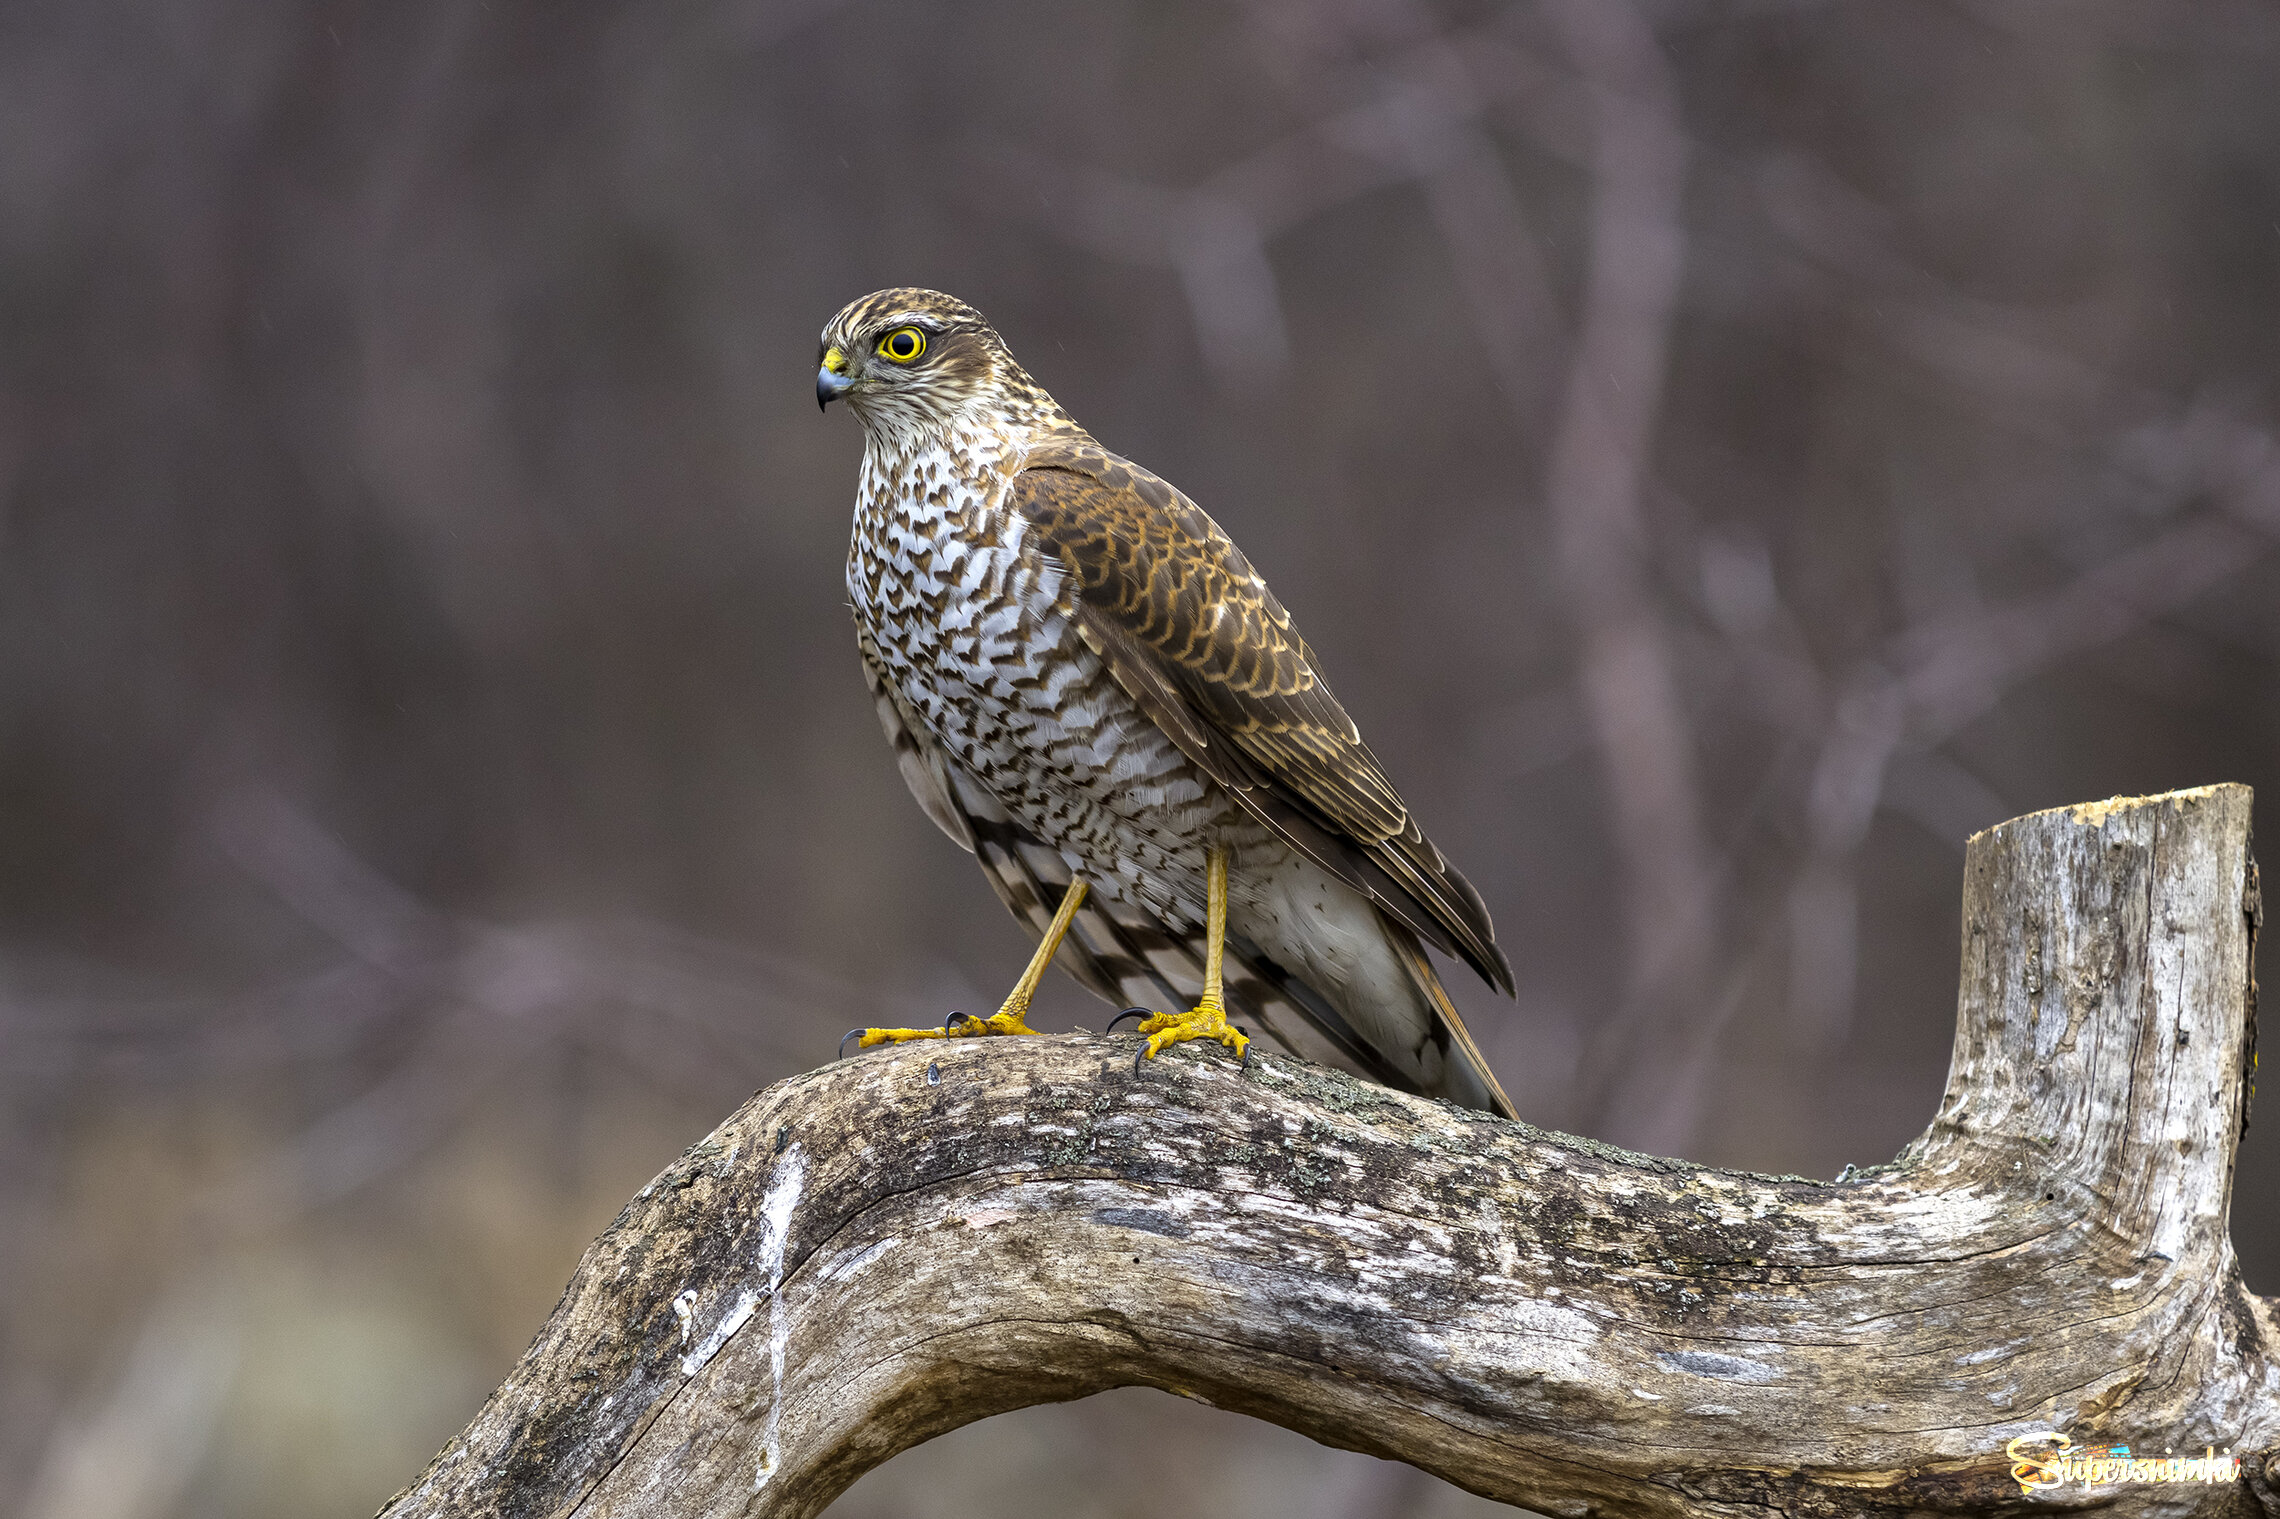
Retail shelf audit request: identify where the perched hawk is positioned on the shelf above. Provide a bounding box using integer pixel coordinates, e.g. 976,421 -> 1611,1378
820,289 -> 1517,1118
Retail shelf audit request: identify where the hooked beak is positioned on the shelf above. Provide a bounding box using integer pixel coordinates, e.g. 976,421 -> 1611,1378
817,346 -> 856,410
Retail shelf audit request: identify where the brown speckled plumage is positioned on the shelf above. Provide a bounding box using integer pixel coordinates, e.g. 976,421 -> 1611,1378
820,288 -> 1516,1115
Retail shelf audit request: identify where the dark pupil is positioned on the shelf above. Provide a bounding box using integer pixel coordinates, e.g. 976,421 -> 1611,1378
889,331 -> 916,357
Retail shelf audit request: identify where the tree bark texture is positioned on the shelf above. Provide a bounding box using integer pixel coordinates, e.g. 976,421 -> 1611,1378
381,786 -> 2277,1518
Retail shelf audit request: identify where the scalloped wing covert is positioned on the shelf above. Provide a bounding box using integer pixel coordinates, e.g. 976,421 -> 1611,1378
1009,440 -> 1515,998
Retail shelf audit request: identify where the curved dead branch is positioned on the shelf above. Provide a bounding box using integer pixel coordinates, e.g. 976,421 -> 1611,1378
382,786 -> 2276,1518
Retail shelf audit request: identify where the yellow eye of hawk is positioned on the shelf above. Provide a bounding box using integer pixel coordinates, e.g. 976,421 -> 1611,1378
878,326 -> 926,363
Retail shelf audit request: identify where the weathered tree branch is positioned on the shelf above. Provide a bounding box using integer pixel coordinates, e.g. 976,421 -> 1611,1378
382,786 -> 2276,1518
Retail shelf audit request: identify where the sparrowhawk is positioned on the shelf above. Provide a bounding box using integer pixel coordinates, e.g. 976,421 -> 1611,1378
819,289 -> 1517,1118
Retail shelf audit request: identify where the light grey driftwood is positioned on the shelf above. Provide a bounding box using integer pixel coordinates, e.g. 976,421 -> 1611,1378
381,786 -> 2277,1518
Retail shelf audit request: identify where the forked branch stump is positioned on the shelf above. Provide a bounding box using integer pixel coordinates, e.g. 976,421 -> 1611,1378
382,787 -> 2276,1517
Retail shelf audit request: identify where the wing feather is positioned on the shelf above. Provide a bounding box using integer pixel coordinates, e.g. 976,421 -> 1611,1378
1009,442 -> 1515,997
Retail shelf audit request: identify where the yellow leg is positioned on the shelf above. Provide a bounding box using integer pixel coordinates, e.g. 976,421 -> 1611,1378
843,879 -> 1089,1052
1131,844 -> 1249,1068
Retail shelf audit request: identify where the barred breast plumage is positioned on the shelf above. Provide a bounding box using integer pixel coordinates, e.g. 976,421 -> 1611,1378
820,288 -> 1517,1117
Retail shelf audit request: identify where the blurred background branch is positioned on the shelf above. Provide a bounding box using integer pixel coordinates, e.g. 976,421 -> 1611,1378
3,1 -> 2277,1515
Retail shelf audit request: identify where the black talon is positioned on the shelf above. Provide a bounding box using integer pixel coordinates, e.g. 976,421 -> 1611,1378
1237,1028 -> 1253,1070
1133,1043 -> 1152,1075
1107,1007 -> 1151,1033
943,1012 -> 966,1033
838,1028 -> 868,1059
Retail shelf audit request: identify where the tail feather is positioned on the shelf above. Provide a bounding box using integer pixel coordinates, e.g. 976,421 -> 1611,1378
1393,931 -> 1520,1120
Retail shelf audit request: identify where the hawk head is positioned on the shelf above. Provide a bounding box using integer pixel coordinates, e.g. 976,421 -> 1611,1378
815,288 -> 1055,440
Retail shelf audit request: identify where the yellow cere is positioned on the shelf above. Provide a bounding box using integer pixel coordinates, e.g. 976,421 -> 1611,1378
878,326 -> 926,363
822,346 -> 848,375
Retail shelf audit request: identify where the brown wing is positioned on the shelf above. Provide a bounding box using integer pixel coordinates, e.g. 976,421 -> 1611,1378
1009,439 -> 1515,997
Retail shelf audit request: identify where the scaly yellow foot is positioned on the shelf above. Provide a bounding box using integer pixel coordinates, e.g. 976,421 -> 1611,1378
1125,996 -> 1250,1072
838,1001 -> 1040,1055
1113,843 -> 1249,1074
946,1005 -> 1042,1038
837,879 -> 1086,1059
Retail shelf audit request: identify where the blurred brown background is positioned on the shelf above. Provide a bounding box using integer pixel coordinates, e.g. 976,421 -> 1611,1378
4,1 -> 2276,1515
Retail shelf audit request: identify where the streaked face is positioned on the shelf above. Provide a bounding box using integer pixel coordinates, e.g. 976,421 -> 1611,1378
816,288 -> 1004,435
